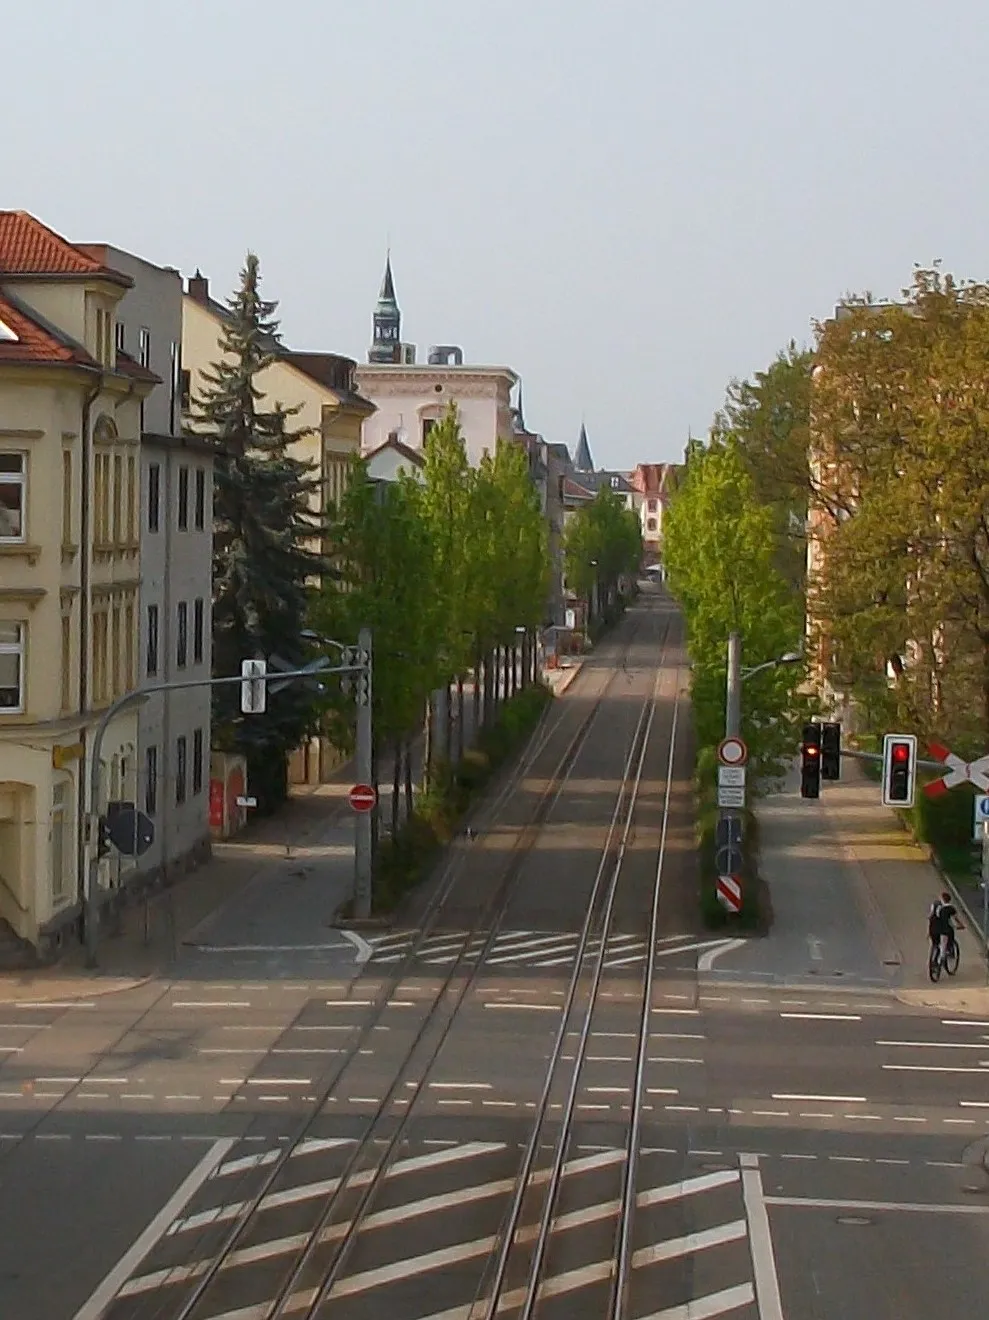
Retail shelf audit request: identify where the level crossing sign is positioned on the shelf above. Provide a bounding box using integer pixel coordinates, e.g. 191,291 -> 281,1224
925,742 -> 989,796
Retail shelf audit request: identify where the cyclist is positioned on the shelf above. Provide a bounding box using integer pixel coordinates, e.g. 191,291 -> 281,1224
929,891 -> 961,967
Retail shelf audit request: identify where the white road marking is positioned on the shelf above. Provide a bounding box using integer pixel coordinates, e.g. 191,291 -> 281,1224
639,1283 -> 756,1320
243,1078 -> 311,1086
634,1220 -> 747,1267
429,1082 -> 492,1090
772,1093 -> 867,1104
170,1001 -> 251,1009
72,1136 -> 235,1320
697,938 -> 748,972
325,999 -> 374,1007
12,1001 -> 95,1009
336,929 -> 374,965
740,1154 -> 784,1320
959,1100 -> 989,1108
652,1007 -> 701,1016
482,1002 -> 560,1012
877,1039 -> 989,1050
883,1064 -> 989,1074
766,1195 -> 989,1215
942,1019 -> 989,1027
639,1170 -> 739,1206
779,1013 -> 861,1022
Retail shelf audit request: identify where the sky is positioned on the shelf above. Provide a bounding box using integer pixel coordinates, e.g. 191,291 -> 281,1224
3,0 -> 988,471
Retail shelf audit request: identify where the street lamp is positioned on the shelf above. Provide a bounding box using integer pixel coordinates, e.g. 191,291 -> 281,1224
741,650 -> 802,683
726,633 -> 802,740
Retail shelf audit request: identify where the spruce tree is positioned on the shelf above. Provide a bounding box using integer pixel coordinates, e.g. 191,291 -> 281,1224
191,254 -> 325,812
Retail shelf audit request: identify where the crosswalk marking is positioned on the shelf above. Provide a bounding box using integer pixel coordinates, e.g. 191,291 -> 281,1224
369,929 -> 708,968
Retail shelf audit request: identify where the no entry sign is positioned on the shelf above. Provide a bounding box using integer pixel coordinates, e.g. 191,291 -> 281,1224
717,873 -> 743,913
348,783 -> 377,813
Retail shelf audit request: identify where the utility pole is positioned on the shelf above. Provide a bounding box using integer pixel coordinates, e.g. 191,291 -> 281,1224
982,818 -> 989,986
354,626 -> 373,920
726,631 -> 741,739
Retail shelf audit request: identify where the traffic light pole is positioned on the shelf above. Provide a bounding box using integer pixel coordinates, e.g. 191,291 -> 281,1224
82,662 -> 358,969
354,627 -> 373,921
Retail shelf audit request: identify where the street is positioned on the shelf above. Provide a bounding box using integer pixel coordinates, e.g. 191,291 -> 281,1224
2,588 -> 989,1319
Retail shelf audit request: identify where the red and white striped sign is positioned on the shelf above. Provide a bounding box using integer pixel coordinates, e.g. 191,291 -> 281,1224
924,743 -> 989,797
717,873 -> 743,913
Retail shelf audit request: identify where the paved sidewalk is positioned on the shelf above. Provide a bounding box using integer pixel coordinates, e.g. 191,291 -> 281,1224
707,761 -> 989,1010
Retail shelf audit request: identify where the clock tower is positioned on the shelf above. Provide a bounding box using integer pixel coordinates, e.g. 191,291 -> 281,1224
368,252 -> 402,364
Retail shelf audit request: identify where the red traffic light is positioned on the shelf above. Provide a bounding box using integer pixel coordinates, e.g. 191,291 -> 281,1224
803,745 -> 819,757
891,742 -> 911,764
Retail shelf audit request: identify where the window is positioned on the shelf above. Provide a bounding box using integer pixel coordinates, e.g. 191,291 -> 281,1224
94,452 -> 110,544
610,476 -> 620,489
115,321 -> 125,354
146,604 -> 159,677
126,456 -> 136,542
145,745 -> 158,816
147,463 -> 160,532
124,602 -> 135,688
93,612 -> 108,703
193,728 -> 204,795
112,454 -> 123,543
177,466 -> 189,529
51,782 -> 70,900
647,499 -> 657,513
180,369 -> 191,412
61,450 -> 72,545
175,735 -> 187,805
111,605 -> 121,695
139,327 -> 151,369
194,468 -> 205,530
646,517 -> 657,533
0,622 -> 25,711
0,452 -> 25,541
422,419 -> 437,444
169,342 -> 180,431
176,601 -> 187,668
61,614 -> 72,711
193,597 -> 204,663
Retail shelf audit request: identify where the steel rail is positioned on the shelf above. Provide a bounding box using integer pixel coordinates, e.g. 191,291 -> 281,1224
273,611 -> 656,1320
610,654 -> 683,1316
153,610 -> 650,1320
141,622 -> 639,1320
467,609 -> 671,1320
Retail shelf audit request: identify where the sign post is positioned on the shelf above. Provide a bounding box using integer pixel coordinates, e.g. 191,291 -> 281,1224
982,817 -> 989,987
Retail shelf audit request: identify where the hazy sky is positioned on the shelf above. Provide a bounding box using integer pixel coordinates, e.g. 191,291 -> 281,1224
3,1 -> 987,470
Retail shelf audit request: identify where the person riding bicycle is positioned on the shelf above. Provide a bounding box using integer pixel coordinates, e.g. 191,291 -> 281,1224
929,891 -> 960,964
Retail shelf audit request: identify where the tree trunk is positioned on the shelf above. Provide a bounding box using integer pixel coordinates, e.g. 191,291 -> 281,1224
457,674 -> 465,761
473,656 -> 482,734
391,739 -> 401,837
444,681 -> 453,763
404,739 -> 414,818
422,695 -> 433,793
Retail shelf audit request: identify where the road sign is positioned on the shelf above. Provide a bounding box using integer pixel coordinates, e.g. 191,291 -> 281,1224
925,741 -> 989,796
565,608 -> 576,631
716,816 -> 742,848
348,783 -> 377,813
717,737 -> 748,767
973,795 -> 989,842
718,765 -> 746,788
715,845 -> 743,876
236,795 -> 258,809
240,658 -> 267,714
106,808 -> 155,858
717,784 -> 746,809
717,874 -> 743,913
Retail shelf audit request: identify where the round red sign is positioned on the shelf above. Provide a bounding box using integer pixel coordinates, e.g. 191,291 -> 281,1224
348,783 -> 377,812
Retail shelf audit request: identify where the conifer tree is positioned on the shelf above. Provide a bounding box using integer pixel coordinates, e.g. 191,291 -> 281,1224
191,253 -> 325,812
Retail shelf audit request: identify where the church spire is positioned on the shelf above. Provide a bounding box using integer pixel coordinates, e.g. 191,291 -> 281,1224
574,421 -> 593,472
369,251 -> 402,363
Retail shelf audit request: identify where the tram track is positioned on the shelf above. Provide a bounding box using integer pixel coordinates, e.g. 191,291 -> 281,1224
100,600 -> 672,1320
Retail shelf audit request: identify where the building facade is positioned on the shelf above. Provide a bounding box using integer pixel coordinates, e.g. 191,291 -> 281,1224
0,213 -> 156,956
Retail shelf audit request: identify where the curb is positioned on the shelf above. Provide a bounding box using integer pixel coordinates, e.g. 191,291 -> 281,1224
0,974 -> 151,1004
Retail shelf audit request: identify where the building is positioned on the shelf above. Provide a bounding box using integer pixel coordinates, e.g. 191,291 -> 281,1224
80,245 -> 214,885
364,434 -> 425,484
356,255 -> 517,468
630,462 -> 677,565
0,212 -> 157,957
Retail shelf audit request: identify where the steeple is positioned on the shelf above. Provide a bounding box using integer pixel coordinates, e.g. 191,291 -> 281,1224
369,251 -> 402,363
573,422 -> 593,472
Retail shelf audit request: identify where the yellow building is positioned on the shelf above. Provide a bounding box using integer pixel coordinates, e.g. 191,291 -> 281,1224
181,272 -> 374,781
0,213 -> 157,956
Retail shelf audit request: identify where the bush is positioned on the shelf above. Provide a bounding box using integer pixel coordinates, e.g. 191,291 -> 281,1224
369,681 -> 552,914
695,741 -> 769,932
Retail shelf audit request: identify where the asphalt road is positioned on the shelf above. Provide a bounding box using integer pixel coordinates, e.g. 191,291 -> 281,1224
4,588 -> 989,1319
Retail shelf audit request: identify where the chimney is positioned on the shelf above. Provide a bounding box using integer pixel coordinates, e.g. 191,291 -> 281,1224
188,269 -> 209,304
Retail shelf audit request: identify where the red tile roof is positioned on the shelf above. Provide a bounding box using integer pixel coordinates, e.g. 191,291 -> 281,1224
0,291 -> 97,367
0,211 -> 128,282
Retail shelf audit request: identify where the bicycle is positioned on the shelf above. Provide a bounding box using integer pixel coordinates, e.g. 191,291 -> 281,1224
928,934 -> 960,982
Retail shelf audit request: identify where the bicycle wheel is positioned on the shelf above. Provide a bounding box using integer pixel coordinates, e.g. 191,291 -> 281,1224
945,942 -> 960,976
928,948 -> 942,982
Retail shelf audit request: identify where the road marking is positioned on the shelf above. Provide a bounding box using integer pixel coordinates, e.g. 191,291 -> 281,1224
772,1093 -> 867,1103
651,1007 -> 701,1016
634,1220 -> 747,1267
170,1001 -> 251,1009
877,1039 -> 989,1049
959,1100 -> 989,1108
11,1001 -> 95,1010
639,1283 -> 757,1320
72,1136 -> 235,1320
740,1154 -> 784,1320
639,1170 -> 739,1206
429,1082 -> 492,1090
883,1064 -> 989,1074
482,1002 -> 560,1012
649,1056 -> 703,1065
779,1013 -> 861,1022
697,938 -> 748,972
942,1020 -> 989,1027
766,1195 -> 989,1214
244,1078 -> 311,1086
338,929 -> 373,965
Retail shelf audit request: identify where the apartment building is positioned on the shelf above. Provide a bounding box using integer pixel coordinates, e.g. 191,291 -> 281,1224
82,246 -> 214,883
0,213 -> 156,956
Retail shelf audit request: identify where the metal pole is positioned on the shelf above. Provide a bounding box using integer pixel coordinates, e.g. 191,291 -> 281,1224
977,818 -> 982,987
354,626 -> 373,920
726,631 -> 741,739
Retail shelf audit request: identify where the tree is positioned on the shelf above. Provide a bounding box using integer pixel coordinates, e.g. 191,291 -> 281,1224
712,343 -> 813,592
663,440 -> 806,774
563,488 -> 642,619
190,253 -> 324,813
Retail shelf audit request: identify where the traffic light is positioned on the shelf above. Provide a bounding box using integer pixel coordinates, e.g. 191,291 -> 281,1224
355,651 -> 371,707
800,723 -> 822,799
882,733 -> 917,807
821,721 -> 841,781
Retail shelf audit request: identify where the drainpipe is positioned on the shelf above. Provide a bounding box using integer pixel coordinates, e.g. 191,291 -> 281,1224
76,372 -> 103,934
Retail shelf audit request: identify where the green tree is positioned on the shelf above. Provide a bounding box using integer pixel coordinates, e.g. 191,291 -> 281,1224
191,253 -> 324,813
663,440 -> 805,774
563,487 -> 642,620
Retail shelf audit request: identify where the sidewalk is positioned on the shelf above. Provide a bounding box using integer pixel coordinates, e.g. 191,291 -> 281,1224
716,759 -> 989,1011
